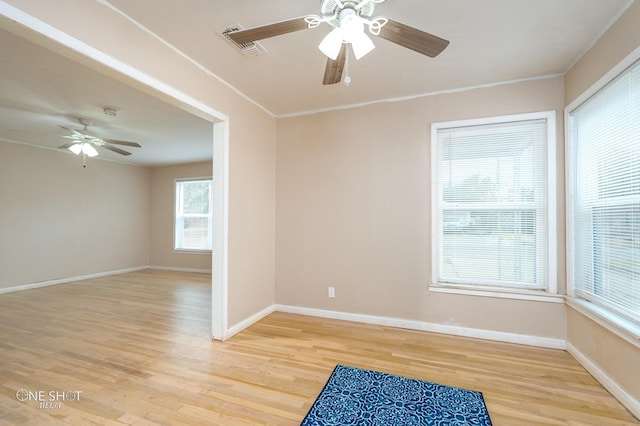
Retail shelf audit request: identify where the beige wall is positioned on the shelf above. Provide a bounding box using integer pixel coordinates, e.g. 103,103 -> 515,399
565,1 -> 640,105
2,0 -> 277,330
276,76 -> 566,340
149,161 -> 213,271
0,141 -> 150,289
567,309 -> 640,403
564,0 -> 640,412
227,113 -> 277,325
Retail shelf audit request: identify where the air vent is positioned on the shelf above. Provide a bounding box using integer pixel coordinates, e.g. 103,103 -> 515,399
218,24 -> 268,56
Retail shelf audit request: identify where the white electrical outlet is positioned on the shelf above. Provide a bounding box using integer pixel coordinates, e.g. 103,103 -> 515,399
328,286 -> 335,298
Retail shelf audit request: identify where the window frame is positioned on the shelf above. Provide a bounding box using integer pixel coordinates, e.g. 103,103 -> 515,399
430,111 -> 558,300
174,177 -> 213,253
565,46 -> 640,338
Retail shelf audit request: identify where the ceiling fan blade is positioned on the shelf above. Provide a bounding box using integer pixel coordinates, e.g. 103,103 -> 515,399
58,125 -> 84,137
377,18 -> 449,58
228,17 -> 310,45
57,142 -> 77,149
323,44 -> 347,85
101,144 -> 132,156
103,138 -> 142,148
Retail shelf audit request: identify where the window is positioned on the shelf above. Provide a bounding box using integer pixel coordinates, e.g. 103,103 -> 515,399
175,179 -> 212,251
431,112 -> 556,295
567,58 -> 640,324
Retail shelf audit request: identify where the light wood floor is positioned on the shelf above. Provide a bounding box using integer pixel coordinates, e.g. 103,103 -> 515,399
0,270 -> 637,425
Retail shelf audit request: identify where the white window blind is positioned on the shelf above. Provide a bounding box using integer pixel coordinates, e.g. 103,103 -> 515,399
568,59 -> 640,323
175,179 -> 213,251
433,113 -> 554,291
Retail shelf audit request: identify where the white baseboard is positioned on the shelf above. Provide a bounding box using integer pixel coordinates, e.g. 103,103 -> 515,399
224,305 -> 275,340
0,266 -> 148,294
148,265 -> 212,274
275,304 -> 566,350
567,342 -> 640,420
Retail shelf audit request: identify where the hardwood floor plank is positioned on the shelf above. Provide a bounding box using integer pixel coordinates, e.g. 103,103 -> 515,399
0,270 -> 637,425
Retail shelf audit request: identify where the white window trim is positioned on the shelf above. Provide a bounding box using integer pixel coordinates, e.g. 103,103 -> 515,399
564,44 -> 640,339
429,285 -> 565,303
174,177 -> 213,254
430,111 -> 557,298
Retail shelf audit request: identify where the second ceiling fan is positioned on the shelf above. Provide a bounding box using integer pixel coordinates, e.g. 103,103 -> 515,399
229,0 -> 449,85
58,118 -> 141,167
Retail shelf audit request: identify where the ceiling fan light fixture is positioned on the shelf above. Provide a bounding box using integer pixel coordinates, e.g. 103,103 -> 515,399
319,9 -> 375,61
341,15 -> 375,59
68,142 -> 99,157
341,13 -> 363,41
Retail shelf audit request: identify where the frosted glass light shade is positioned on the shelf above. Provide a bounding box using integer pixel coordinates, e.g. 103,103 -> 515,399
68,144 -> 82,155
351,31 -> 375,59
82,143 -> 99,157
319,28 -> 344,60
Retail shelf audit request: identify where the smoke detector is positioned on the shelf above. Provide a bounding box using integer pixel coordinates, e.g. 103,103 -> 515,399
103,106 -> 118,117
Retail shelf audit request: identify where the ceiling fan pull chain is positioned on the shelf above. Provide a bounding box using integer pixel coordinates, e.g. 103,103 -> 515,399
344,46 -> 351,86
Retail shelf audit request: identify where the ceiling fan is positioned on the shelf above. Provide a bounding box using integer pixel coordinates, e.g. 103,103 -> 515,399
228,0 -> 449,85
57,118 -> 141,165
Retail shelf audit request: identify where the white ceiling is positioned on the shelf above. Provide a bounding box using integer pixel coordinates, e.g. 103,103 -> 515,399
0,0 -> 633,165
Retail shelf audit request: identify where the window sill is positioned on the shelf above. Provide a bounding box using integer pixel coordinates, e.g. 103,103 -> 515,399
173,249 -> 212,255
566,297 -> 640,347
429,284 -> 564,304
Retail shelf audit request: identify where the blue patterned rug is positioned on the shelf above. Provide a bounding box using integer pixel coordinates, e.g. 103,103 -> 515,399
301,365 -> 492,425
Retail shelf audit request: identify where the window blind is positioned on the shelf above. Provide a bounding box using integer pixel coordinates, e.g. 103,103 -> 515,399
436,118 -> 549,289
568,59 -> 640,322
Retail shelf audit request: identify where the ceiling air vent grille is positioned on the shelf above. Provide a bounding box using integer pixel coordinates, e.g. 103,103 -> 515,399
219,24 -> 267,57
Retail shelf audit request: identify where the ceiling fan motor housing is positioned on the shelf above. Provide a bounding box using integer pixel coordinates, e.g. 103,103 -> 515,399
322,0 -> 377,24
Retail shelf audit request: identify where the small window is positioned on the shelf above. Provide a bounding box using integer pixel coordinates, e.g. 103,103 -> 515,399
431,112 -> 556,294
175,179 -> 212,251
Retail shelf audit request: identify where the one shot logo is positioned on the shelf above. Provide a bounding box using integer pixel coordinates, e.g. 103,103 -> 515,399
15,389 -> 82,409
